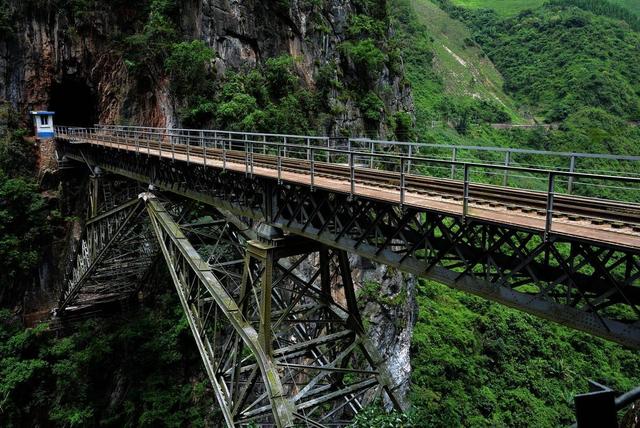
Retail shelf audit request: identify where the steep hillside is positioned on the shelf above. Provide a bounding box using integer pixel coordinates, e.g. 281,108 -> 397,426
391,0 -> 517,145
460,6 -> 640,122
392,0 -> 640,426
451,0 -> 640,17
409,0 -> 523,122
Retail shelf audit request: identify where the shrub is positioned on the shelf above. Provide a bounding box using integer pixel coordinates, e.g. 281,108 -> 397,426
358,92 -> 385,122
165,40 -> 215,100
340,39 -> 386,79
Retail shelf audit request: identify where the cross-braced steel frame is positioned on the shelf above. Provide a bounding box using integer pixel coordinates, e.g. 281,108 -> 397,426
59,173 -> 404,426
58,143 -> 640,349
143,194 -> 404,426
57,177 -> 157,313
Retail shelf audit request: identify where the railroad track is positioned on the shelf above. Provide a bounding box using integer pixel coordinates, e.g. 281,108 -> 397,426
65,134 -> 640,230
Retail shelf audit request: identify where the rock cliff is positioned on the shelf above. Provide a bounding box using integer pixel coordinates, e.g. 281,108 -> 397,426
1,0 -> 412,135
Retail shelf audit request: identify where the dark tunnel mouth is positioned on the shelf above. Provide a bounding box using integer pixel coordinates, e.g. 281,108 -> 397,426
49,77 -> 98,127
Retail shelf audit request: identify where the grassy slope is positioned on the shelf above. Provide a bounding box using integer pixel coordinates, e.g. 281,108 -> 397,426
396,0 -> 640,426
451,0 -> 639,15
410,0 -> 524,123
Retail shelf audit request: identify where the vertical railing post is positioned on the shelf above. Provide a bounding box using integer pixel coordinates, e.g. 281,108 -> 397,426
408,145 -> 413,174
147,131 -> 150,157
277,146 -> 282,184
223,137 -> 227,171
568,156 -> 576,194
327,138 -> 331,163
400,157 -> 406,208
503,151 -> 511,187
245,135 -> 249,176
370,141 -> 374,169
306,138 -> 311,161
310,147 -> 315,190
203,135 -> 207,168
186,132 -> 190,165
545,172 -> 556,241
349,152 -> 355,197
283,136 -> 288,159
250,139 -> 254,177
171,133 -> 175,162
451,147 -> 458,179
463,164 -> 470,222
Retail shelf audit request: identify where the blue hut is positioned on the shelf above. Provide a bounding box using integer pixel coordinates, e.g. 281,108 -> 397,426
31,111 -> 55,139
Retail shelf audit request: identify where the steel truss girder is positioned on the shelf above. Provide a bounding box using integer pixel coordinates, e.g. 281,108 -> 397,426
61,145 -> 640,348
58,175 -> 157,313
144,196 -> 295,427
143,195 -> 404,426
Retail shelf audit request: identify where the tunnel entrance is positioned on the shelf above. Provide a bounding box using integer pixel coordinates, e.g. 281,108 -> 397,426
49,77 -> 98,127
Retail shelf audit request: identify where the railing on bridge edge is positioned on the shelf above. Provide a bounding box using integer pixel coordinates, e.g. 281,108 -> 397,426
91,124 -> 640,179
55,125 -> 640,241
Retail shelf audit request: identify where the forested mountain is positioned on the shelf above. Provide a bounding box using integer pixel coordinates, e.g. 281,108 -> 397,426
442,0 -> 640,123
390,0 -> 640,426
451,0 -> 640,18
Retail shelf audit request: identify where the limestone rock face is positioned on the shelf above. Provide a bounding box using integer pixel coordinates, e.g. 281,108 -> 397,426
0,0 -> 412,135
351,256 -> 418,403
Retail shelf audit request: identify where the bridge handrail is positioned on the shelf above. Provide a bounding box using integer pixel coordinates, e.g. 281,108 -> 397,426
56,125 -> 640,184
53,125 -> 640,181
92,124 -> 640,162
89,125 -> 640,183
51,127 -> 640,184
55,125 -> 640,236
351,137 -> 640,162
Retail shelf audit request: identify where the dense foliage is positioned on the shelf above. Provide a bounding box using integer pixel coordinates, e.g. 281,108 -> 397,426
547,0 -> 640,31
0,129 -> 56,305
441,1 -> 640,123
410,281 -> 640,427
0,294 -> 216,426
180,55 -> 323,134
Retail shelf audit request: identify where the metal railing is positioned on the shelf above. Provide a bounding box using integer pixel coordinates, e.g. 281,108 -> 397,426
92,124 -> 640,177
55,125 -> 640,237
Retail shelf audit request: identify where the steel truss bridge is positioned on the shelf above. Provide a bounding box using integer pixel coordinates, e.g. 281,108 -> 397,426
54,125 -> 640,427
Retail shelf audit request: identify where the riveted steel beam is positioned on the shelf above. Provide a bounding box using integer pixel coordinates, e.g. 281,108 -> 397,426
60,144 -> 640,349
144,195 -> 296,428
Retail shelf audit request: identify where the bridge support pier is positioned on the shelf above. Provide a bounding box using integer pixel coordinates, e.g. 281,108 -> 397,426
143,195 -> 404,426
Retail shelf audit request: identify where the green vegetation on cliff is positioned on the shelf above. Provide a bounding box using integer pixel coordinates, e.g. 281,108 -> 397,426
0,294 -> 216,426
0,126 -> 57,304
